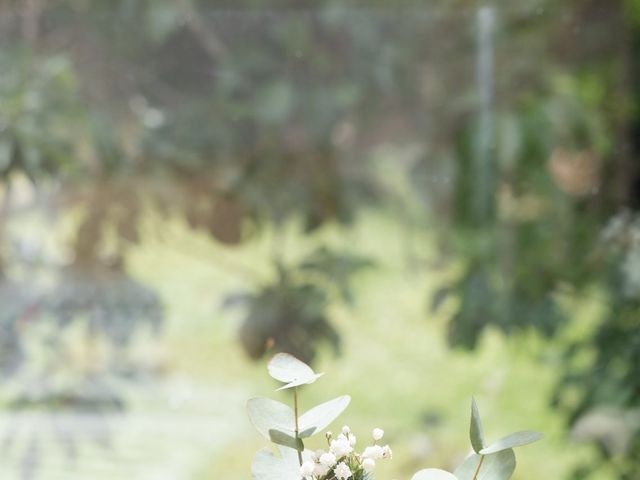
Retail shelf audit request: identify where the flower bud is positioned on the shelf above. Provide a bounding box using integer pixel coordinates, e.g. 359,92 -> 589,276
300,461 -> 315,477
363,458 -> 376,472
362,445 -> 384,460
320,452 -> 337,467
382,444 -> 393,459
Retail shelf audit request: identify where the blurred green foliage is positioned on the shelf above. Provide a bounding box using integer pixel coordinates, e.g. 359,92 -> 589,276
0,1 -> 639,479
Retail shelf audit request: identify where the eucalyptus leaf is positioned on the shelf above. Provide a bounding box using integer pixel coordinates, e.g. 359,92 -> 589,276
252,446 -> 310,480
268,353 -> 324,390
299,395 -> 351,437
454,449 -> 516,480
247,397 -> 295,439
480,431 -> 543,455
470,397 -> 485,453
269,429 -> 304,451
412,468 -> 458,480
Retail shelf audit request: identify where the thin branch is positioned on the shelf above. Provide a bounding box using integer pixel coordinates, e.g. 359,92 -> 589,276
177,0 -> 228,60
293,386 -> 302,467
472,455 -> 485,480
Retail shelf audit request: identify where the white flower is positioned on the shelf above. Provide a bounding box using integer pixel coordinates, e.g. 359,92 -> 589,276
334,461 -> 352,480
320,452 -> 337,467
349,434 -> 357,446
300,461 -> 315,477
362,445 -> 384,460
342,425 -> 351,435
330,437 -> 353,458
382,444 -> 393,459
363,457 -> 376,472
313,462 -> 330,477
372,428 -> 384,441
312,450 -> 324,462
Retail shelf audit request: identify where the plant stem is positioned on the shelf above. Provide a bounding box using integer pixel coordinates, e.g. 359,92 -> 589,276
294,386 -> 302,466
472,455 -> 485,480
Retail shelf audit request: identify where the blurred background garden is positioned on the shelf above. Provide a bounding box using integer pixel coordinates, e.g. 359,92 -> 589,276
0,0 -> 639,479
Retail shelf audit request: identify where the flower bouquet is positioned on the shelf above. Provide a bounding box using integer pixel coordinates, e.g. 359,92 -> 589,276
248,353 -> 542,480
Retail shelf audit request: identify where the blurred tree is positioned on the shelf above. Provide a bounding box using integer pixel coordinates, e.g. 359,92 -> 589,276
1,1 -> 640,478
421,1 -> 640,477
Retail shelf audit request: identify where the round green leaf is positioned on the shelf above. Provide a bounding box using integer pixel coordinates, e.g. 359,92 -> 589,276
247,397 -> 295,439
479,431 -> 543,455
267,353 -> 324,390
268,429 -> 304,451
252,446 -> 310,480
454,449 -> 516,480
412,468 -> 458,480
298,395 -> 351,438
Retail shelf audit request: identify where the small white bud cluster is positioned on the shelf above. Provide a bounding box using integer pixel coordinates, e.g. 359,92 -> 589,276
300,426 -> 392,480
